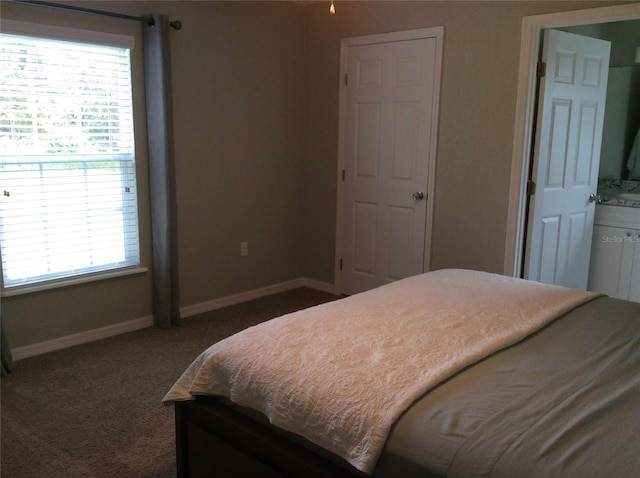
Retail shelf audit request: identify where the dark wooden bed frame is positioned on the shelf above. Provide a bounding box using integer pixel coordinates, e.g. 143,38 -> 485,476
175,397 -> 366,478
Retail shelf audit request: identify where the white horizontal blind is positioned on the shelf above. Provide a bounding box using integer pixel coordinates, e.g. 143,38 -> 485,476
0,32 -> 140,291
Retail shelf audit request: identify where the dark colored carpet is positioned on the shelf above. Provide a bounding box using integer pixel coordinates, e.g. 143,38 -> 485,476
1,287 -> 339,477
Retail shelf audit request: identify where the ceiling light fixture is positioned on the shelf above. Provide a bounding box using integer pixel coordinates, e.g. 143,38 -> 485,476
330,0 -> 336,15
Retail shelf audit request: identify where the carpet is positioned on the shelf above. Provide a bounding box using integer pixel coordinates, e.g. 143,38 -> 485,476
0,287 -> 339,478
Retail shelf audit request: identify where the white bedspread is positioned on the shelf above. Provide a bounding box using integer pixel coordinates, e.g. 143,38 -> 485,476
163,269 -> 601,473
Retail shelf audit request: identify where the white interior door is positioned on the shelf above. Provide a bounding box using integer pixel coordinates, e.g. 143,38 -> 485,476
524,29 -> 610,290
338,31 -> 440,295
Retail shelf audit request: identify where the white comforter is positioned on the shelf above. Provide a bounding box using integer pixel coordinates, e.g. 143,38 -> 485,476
163,269 -> 601,473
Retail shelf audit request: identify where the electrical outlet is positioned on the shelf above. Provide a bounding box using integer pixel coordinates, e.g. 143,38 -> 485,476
240,241 -> 249,257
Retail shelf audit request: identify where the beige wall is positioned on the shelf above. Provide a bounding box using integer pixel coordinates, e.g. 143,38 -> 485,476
302,0 -> 634,281
1,1 -> 633,349
166,2 -> 309,303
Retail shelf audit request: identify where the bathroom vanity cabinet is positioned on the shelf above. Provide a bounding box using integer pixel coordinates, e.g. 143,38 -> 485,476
588,206 -> 640,302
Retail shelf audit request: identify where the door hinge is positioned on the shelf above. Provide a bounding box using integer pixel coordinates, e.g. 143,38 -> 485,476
344,73 -> 348,86
527,180 -> 536,196
342,169 -> 345,181
339,259 -> 343,271
536,61 -> 546,79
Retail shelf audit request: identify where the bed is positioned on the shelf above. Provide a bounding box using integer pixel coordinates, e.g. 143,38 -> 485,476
163,269 -> 640,477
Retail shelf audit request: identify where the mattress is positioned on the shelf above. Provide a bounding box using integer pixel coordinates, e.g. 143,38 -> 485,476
164,269 -> 601,473
375,296 -> 640,477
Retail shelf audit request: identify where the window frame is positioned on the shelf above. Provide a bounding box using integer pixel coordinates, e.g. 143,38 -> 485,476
0,20 -> 147,297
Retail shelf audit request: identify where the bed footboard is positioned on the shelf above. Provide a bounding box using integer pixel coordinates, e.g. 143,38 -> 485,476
175,398 -> 362,478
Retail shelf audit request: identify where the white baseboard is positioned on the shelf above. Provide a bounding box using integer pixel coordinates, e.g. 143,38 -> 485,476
298,277 -> 336,295
11,315 -> 154,361
180,277 -> 336,318
12,277 -> 335,361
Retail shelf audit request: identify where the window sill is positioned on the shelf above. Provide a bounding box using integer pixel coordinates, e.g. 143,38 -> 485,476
1,266 -> 149,297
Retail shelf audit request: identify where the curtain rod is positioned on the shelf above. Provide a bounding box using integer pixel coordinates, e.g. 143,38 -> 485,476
5,0 -> 183,30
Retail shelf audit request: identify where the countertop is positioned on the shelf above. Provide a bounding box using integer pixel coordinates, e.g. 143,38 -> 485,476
597,179 -> 640,208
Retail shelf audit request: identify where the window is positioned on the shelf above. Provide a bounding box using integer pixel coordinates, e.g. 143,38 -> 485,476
0,25 -> 141,294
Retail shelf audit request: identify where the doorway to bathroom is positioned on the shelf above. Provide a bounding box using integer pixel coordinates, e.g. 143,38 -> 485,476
504,4 -> 640,292
522,28 -> 610,290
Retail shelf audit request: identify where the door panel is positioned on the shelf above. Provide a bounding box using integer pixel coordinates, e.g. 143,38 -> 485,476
537,216 -> 561,284
524,29 -> 610,290
388,206 -> 414,280
392,103 -> 419,179
546,100 -> 570,188
355,103 -> 381,177
340,34 -> 439,295
574,102 -> 597,185
353,202 -> 377,275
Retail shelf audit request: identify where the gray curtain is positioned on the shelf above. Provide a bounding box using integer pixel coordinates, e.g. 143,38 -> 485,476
1,309 -> 13,376
143,14 -> 180,328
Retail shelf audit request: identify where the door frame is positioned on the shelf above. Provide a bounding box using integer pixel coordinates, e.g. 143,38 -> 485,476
334,27 -> 444,294
504,3 -> 640,278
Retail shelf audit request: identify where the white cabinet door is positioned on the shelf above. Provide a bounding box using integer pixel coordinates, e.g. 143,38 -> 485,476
588,225 -> 635,299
